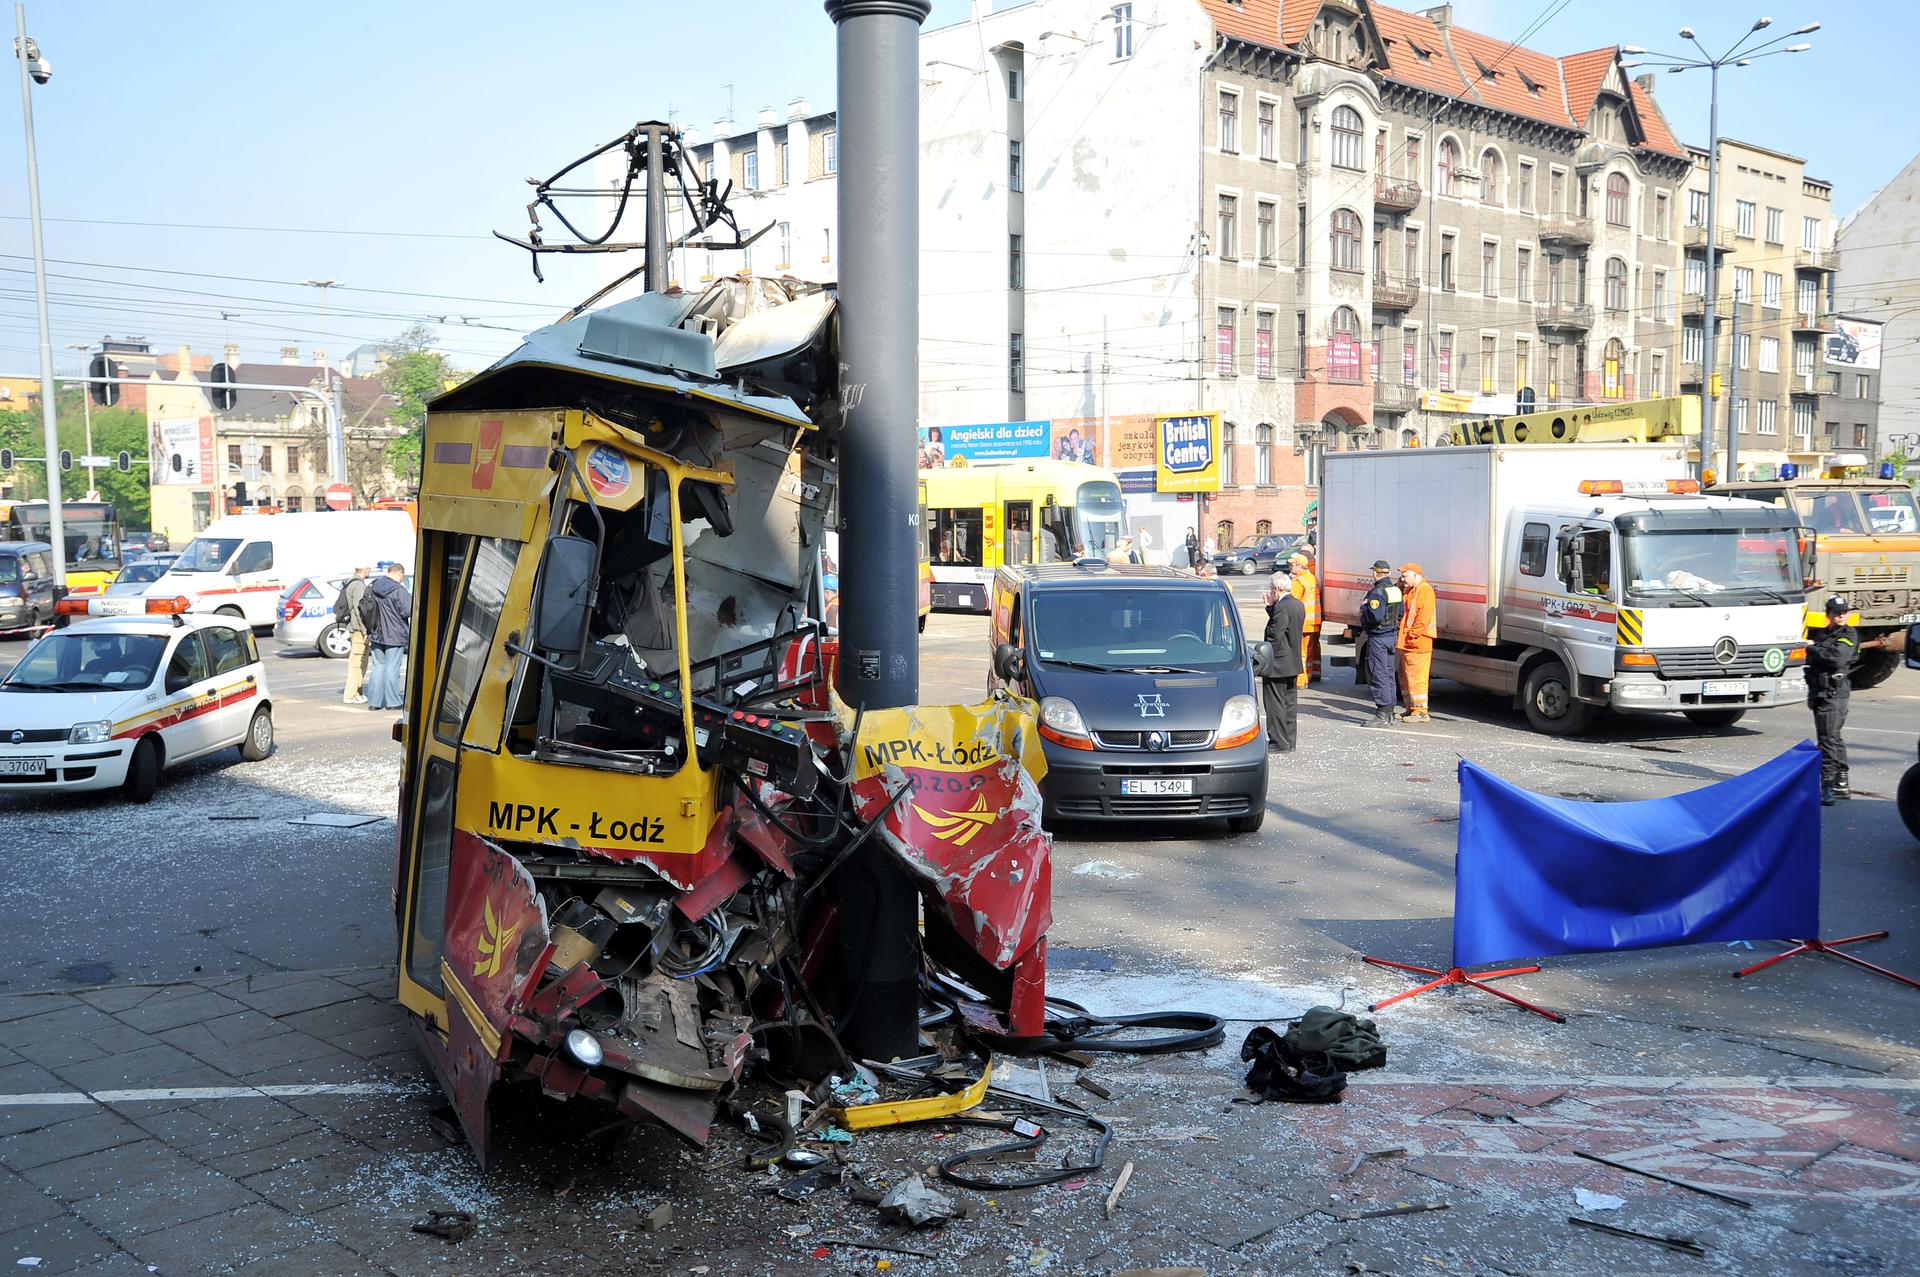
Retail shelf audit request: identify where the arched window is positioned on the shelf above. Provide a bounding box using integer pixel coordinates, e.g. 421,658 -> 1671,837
1603,338 -> 1626,399
1401,428 -> 1420,448
1254,423 -> 1274,486
1216,520 -> 1234,547
1330,208 -> 1362,271
285,488 -> 304,512
1328,306 -> 1362,382
1437,138 -> 1459,195
1604,256 -> 1628,312
1606,172 -> 1630,226
1479,148 -> 1503,206
1331,105 -> 1364,170
1220,421 -> 1236,486
1255,518 -> 1273,535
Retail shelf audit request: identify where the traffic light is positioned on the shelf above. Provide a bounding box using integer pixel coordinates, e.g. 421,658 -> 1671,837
0,448 -> 12,470
234,480 -> 248,506
209,363 -> 238,413
58,449 -> 72,472
116,451 -> 131,473
87,355 -> 121,407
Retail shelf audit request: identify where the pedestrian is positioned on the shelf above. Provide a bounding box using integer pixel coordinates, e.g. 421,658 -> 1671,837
1184,528 -> 1200,570
1204,533 -> 1217,563
334,565 -> 372,705
1807,594 -> 1858,805
1262,564 -> 1305,752
1355,559 -> 1403,728
1288,550 -> 1321,686
360,562 -> 413,711
1396,562 -> 1437,722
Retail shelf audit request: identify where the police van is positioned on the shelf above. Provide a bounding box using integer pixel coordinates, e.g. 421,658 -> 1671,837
988,561 -> 1270,833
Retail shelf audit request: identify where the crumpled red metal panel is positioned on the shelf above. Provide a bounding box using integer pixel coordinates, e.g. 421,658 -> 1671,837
846,698 -> 1052,970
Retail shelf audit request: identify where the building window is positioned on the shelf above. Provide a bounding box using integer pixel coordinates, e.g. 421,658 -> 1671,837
1402,325 -> 1417,385
286,493 -> 303,512
1517,160 -> 1534,211
1684,322 -> 1704,364
1220,423 -> 1236,486
823,130 -> 837,174
1604,257 -> 1627,312
823,227 -> 832,262
1481,334 -> 1497,393
1328,306 -> 1361,382
774,221 -> 790,267
1482,240 -> 1497,296
1216,307 -> 1237,377
1008,140 -> 1022,191
1439,233 -> 1455,291
1545,343 -> 1562,400
1685,256 -> 1706,296
1545,253 -> 1562,303
1756,336 -> 1780,373
1009,233 -> 1023,289
1295,312 -> 1306,374
1257,99 -> 1276,160
1797,277 -> 1818,315
1794,340 -> 1816,377
1008,333 -> 1023,392
1652,269 -> 1667,320
1112,3 -> 1133,59
1735,199 -> 1755,238
1218,194 -> 1238,259
1331,105 -> 1364,170
1437,330 -> 1455,390
1762,272 -> 1782,309
1371,323 -> 1382,381
286,445 -> 301,473
1255,311 -> 1274,378
1733,397 -> 1748,434
1480,148 -> 1503,206
1403,226 -> 1419,281
1437,138 -> 1459,194
1802,215 -> 1820,251
259,445 -> 273,471
1516,246 -> 1531,300
1605,173 -> 1629,227
1853,424 -> 1868,448
1549,167 -> 1566,213
1254,424 -> 1273,486
1330,208 -> 1362,271
1007,67 -> 1022,100
1257,200 -> 1276,262
744,152 -> 759,190
1218,89 -> 1239,152
1650,351 -> 1665,394
1733,266 -> 1752,302
1856,373 -> 1871,400
1654,191 -> 1670,239
1736,332 -> 1750,369
1603,338 -> 1625,399
1794,400 -> 1815,434
775,140 -> 789,185
1758,399 -> 1778,435
1404,133 -> 1421,182
227,443 -> 242,469
1687,189 -> 1708,226
1765,206 -> 1784,244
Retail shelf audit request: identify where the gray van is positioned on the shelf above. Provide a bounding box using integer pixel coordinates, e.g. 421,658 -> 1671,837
0,542 -> 57,636
989,561 -> 1271,833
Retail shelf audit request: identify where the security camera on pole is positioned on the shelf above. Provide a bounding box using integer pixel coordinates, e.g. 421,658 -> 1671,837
13,3 -> 65,586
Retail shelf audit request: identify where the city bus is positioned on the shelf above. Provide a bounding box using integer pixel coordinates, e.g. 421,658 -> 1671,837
0,500 -> 124,596
921,460 -> 1124,612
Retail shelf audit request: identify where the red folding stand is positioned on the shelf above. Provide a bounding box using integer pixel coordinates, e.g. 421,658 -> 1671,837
1733,930 -> 1920,990
1363,955 -> 1566,1024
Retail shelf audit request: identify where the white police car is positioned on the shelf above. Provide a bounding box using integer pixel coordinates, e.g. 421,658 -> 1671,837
0,597 -> 274,802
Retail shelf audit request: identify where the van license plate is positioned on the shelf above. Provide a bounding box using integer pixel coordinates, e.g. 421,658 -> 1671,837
1120,777 -> 1193,796
0,757 -> 48,777
1702,680 -> 1749,697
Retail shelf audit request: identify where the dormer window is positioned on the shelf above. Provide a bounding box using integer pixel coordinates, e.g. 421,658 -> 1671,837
1474,56 -> 1497,80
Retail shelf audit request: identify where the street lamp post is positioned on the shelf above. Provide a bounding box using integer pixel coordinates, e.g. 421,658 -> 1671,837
13,3 -> 66,586
1624,19 -> 1817,482
303,279 -> 347,483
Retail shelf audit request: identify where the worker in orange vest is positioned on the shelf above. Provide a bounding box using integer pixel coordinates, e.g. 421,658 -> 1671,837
1396,562 -> 1437,721
1288,549 -> 1321,687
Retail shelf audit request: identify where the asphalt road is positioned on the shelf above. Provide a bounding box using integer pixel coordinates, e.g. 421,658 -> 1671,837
3,594 -> 1918,1064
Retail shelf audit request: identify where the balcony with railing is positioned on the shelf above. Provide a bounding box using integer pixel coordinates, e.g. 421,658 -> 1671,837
1793,309 -> 1837,333
1374,381 -> 1417,414
1683,223 -> 1733,253
1371,273 -> 1419,311
1538,214 -> 1595,248
1374,179 -> 1422,214
1789,371 -> 1840,396
1536,299 -> 1595,332
1680,291 -> 1734,318
1796,247 -> 1837,273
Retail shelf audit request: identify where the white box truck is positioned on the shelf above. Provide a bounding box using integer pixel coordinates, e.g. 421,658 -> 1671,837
138,511 -> 416,630
1320,439 -> 1810,734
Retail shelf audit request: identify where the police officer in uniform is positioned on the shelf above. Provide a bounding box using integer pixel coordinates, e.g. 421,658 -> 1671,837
1356,559 -> 1403,728
1807,594 -> 1858,805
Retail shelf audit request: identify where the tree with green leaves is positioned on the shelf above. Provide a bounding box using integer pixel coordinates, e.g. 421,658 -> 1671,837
379,324 -> 465,488
0,394 -> 151,530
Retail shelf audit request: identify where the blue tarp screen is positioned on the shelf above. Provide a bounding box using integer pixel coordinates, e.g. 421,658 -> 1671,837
1453,741 -> 1821,967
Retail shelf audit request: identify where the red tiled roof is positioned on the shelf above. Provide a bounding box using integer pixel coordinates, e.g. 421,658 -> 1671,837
1559,46 -> 1615,130
1625,78 -> 1687,159
1445,22 -> 1575,130
1368,4 -> 1472,100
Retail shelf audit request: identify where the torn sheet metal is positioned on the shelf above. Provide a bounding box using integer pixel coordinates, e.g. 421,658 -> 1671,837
836,1060 -> 993,1131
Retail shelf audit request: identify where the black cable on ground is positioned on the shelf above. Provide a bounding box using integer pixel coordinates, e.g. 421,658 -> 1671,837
928,977 -> 1226,1055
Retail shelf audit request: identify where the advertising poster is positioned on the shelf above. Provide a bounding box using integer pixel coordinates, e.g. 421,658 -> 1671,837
1050,421 -> 1099,464
1825,318 -> 1882,371
1154,413 -> 1220,493
150,415 -> 212,485
918,420 -> 1050,468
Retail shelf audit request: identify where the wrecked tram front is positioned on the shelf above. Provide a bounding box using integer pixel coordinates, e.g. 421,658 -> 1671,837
389,279 -> 1054,1162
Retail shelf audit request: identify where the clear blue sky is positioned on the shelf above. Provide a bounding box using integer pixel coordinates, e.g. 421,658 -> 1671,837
1,0 -> 1907,377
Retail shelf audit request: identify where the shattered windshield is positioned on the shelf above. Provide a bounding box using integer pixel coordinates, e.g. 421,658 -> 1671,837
1623,527 -> 1800,601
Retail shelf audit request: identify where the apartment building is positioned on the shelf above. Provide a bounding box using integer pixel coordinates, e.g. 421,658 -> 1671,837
1834,149 -> 1919,469
1680,138 -> 1840,478
679,104 -> 839,287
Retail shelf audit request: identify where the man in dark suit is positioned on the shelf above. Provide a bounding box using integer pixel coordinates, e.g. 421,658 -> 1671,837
1262,563 -> 1306,752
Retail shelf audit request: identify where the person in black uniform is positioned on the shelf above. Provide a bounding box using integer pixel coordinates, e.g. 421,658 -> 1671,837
1807,594 -> 1858,805
1262,564 -> 1306,751
1356,559 -> 1403,728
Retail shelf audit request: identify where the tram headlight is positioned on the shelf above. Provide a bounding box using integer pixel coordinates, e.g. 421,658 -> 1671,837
564,1028 -> 604,1068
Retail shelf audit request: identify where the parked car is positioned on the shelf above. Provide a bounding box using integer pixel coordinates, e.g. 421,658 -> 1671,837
104,554 -> 181,597
1213,533 -> 1300,576
0,600 -> 274,802
0,542 -> 58,636
273,573 -> 412,658
123,531 -> 170,556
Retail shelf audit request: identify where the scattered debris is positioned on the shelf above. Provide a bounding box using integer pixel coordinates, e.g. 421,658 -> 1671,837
410,1210 -> 475,1242
777,1169 -> 835,1202
424,1105 -> 461,1145
644,1203 -> 673,1232
1111,1271 -> 1204,1277
816,1125 -> 855,1145
818,1237 -> 938,1260
878,1174 -> 966,1227
840,1060 -> 992,1130
1340,1147 -> 1407,1177
1572,1149 -> 1753,1209
783,1149 -> 829,1170
287,812 -> 385,828
206,814 -> 260,821
17,1261 -> 43,1270
1076,1074 -> 1113,1101
1105,1160 -> 1135,1219
1573,1187 -> 1625,1212
1334,1199 -> 1450,1221
784,1224 -> 813,1238
994,1058 -> 1053,1103
1071,860 -> 1139,880
1240,1026 -> 1347,1103
1568,1216 -> 1707,1257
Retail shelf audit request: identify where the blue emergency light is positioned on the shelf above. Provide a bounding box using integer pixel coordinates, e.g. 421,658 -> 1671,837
1882,462 -> 1897,479
1778,463 -> 1799,480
